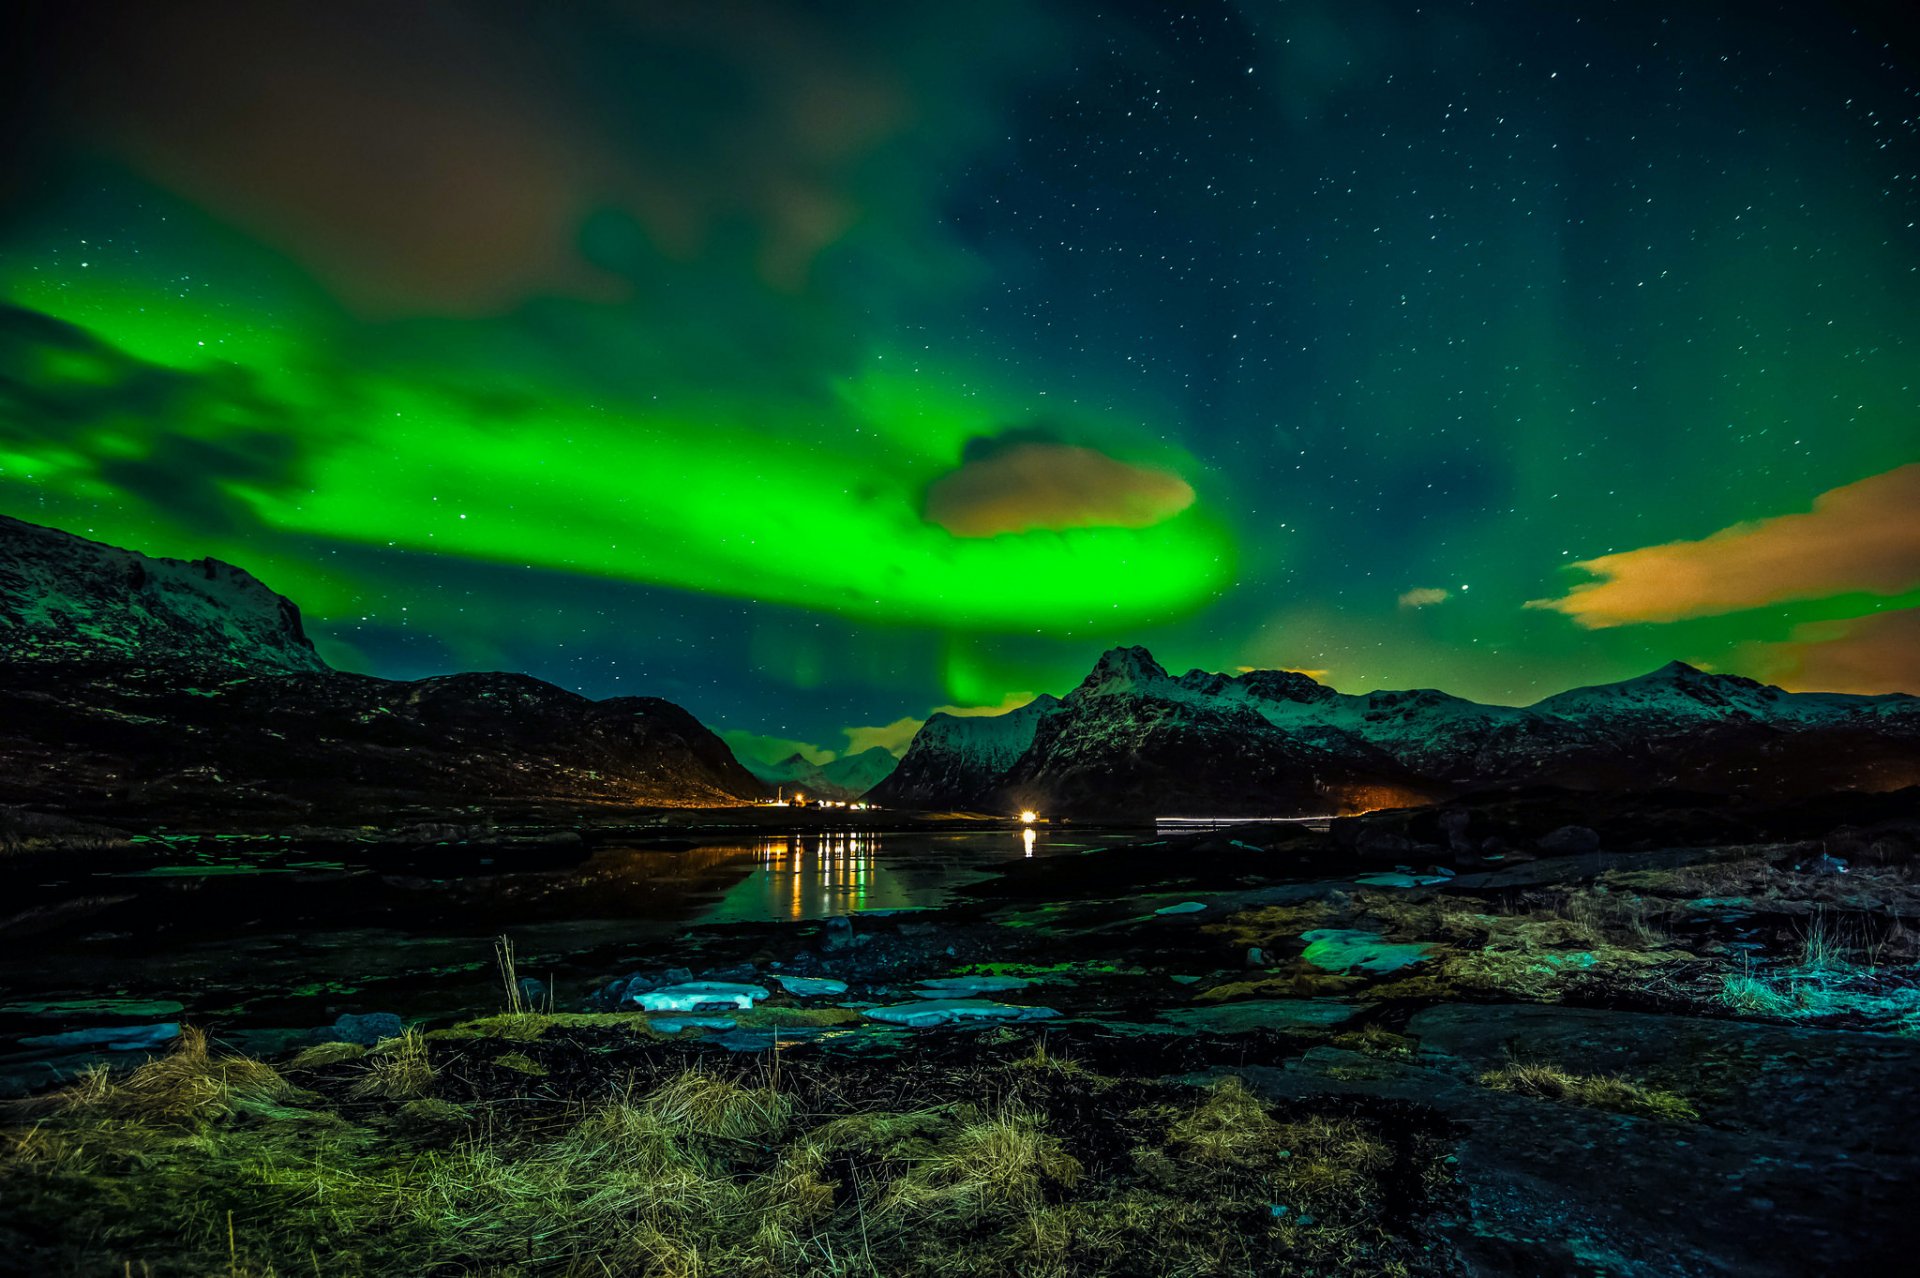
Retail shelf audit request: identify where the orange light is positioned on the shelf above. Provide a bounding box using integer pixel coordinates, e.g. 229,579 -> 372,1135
1019,810 -> 1038,824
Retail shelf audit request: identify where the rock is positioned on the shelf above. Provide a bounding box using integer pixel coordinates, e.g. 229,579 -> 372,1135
1246,946 -> 1267,968
630,981 -> 769,1013
821,916 -> 856,952
316,1012 -> 404,1046
20,1022 -> 181,1052
515,978 -> 548,1009
1355,828 -> 1415,858
768,974 -> 849,998
1154,901 -> 1209,916
1155,1000 -> 1365,1034
1536,824 -> 1601,855
1299,929 -> 1430,975
863,999 -> 1060,1029
1440,808 -> 1474,852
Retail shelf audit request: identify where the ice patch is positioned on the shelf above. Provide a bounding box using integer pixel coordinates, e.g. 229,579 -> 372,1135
630,981 -> 769,1012
20,1023 -> 181,1052
646,1015 -> 739,1035
912,975 -> 1031,998
1154,901 -> 1209,915
1299,929 -> 1430,975
768,975 -> 849,997
1354,872 -> 1451,889
864,999 -> 1061,1029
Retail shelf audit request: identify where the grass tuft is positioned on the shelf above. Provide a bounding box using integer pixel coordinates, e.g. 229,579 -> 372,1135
1480,1061 -> 1697,1122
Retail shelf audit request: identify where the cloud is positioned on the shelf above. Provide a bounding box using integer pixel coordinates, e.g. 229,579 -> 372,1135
1742,608 -> 1920,695
840,691 -> 1043,757
719,730 -> 834,768
1397,586 -> 1450,608
1528,464 -> 1920,627
924,441 -> 1195,538
842,717 -> 924,757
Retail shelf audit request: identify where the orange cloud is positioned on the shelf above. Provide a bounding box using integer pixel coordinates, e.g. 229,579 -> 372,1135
1528,463 -> 1920,627
924,443 -> 1195,538
1397,587 -> 1450,608
1744,608 -> 1920,695
842,691 -> 1044,757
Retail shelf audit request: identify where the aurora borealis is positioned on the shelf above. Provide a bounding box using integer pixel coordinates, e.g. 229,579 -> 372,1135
2,0 -> 1916,766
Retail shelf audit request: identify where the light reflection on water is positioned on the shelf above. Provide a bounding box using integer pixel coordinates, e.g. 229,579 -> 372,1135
694,828 -> 1060,923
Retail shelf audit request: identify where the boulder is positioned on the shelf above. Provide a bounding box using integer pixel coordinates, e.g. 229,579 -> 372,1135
1536,824 -> 1600,855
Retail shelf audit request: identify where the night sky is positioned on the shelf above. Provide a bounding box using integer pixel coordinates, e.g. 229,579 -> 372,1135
2,0 -> 1916,768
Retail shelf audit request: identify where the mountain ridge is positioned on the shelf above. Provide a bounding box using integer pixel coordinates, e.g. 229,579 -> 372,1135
867,645 -> 1920,816
0,515 -> 764,822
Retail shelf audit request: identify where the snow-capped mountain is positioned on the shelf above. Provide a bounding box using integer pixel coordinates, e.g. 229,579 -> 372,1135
0,515 -> 327,673
0,516 -> 764,822
867,693 -> 1061,810
744,746 -> 899,801
874,645 -> 1920,815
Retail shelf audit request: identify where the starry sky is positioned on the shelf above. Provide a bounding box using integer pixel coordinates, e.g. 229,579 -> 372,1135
2,0 -> 1916,766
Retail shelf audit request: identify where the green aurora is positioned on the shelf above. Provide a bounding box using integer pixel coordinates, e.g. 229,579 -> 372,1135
1,0 -> 1916,762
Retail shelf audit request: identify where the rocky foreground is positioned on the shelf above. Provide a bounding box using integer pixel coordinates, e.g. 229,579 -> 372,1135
4,790 -> 1918,1276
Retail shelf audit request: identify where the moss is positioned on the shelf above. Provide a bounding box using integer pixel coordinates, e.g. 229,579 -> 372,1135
426,1011 -> 662,1043
1334,1025 -> 1418,1059
732,1005 -> 862,1029
1480,1062 -> 1698,1123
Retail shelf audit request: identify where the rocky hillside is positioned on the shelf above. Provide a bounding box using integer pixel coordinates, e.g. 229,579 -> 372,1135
874,645 -> 1920,816
0,515 -> 327,673
0,517 -> 764,825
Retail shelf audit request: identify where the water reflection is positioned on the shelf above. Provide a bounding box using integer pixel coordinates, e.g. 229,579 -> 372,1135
1023,827 -> 1036,857
703,831 -> 889,922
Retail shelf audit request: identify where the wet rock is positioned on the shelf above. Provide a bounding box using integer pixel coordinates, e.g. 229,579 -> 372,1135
315,1012 -> 404,1046
514,978 -> 548,1009
1246,946 -> 1267,968
821,916 -> 856,952
863,999 -> 1060,1029
1536,824 -> 1600,855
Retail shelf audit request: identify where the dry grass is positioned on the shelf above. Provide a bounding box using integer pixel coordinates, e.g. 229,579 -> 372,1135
351,1029 -> 436,1100
0,1031 -> 1451,1278
1480,1062 -> 1697,1123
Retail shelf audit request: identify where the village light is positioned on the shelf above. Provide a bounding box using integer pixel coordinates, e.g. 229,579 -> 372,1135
1020,810 -> 1038,824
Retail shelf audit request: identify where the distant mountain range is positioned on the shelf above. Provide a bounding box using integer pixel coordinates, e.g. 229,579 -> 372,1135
869,645 -> 1920,816
0,516 -> 763,824
742,747 -> 899,802
6,515 -> 1917,827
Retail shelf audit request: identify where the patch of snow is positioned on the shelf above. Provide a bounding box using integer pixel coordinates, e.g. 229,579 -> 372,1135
629,981 -> 769,1012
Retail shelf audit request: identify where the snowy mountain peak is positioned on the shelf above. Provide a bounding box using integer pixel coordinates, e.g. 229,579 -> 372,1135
1074,645 -> 1170,696
0,515 -> 329,674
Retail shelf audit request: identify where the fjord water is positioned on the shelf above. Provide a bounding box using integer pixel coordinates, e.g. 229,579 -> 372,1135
0,828 -> 1094,1092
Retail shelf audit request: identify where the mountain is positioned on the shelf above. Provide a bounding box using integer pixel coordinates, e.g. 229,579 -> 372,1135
868,693 -> 1062,810
873,646 -> 1920,816
0,517 -> 764,825
0,515 -> 327,673
743,746 -> 899,801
